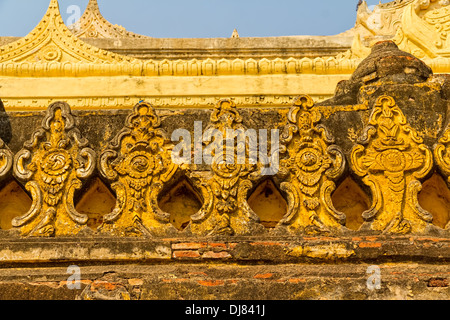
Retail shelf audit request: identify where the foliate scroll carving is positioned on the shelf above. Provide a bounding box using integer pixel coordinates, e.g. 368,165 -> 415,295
434,126 -> 450,230
12,102 -> 95,237
393,1 -> 450,59
351,95 -> 434,234
0,139 -> 13,181
99,102 -> 178,237
189,99 -> 265,236
277,95 -> 347,235
0,138 -> 14,180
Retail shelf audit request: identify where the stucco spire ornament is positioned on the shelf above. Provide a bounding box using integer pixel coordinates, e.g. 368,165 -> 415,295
69,0 -> 149,39
0,0 -> 139,65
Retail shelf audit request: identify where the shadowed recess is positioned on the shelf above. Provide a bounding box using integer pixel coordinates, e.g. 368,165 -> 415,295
158,178 -> 203,231
0,180 -> 32,230
331,177 -> 370,231
418,173 -> 450,229
75,178 -> 116,230
248,179 -> 287,228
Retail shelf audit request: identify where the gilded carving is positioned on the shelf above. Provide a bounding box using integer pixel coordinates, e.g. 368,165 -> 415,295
13,102 -> 96,237
433,126 -> 450,229
99,102 -> 178,237
69,0 -> 148,39
0,0 -> 139,71
350,95 -> 434,234
188,99 -> 265,236
0,139 -> 13,182
277,95 -> 347,235
392,1 -> 450,59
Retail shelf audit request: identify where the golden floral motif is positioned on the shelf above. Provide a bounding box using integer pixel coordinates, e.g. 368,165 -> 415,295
12,102 -> 96,237
99,102 -> 178,237
38,45 -> 62,62
277,95 -> 347,235
351,95 -> 434,234
188,99 -> 265,236
434,124 -> 450,230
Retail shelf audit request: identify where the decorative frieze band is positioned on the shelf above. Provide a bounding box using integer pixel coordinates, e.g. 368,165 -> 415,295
0,95 -> 447,238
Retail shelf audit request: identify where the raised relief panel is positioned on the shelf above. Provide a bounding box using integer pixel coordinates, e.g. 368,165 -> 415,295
433,125 -> 450,230
276,95 -> 347,235
0,138 -> 15,229
13,102 -> 95,237
188,100 -> 265,236
0,139 -> 12,182
351,95 -> 434,234
99,102 -> 178,237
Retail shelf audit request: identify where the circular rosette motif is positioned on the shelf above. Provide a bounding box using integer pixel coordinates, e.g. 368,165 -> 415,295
41,149 -> 72,176
295,147 -> 323,173
380,149 -> 406,172
293,146 -> 330,191
40,149 -> 73,205
125,151 -> 163,179
211,153 -> 242,179
38,45 -> 62,62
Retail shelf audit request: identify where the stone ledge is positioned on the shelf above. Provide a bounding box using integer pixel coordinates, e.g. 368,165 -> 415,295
0,263 -> 447,300
0,235 -> 448,264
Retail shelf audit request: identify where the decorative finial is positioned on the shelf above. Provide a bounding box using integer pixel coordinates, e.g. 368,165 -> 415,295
231,28 -> 240,39
357,0 -> 363,11
68,0 -> 148,38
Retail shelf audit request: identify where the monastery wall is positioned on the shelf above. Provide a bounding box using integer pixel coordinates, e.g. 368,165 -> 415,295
0,0 -> 448,300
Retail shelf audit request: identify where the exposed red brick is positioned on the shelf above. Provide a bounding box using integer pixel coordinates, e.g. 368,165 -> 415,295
254,273 -> 273,279
428,278 -> 449,288
202,251 -> 232,259
250,242 -> 284,246
359,242 -> 382,248
172,250 -> 201,259
91,281 -> 120,291
228,243 -> 238,249
60,280 -> 91,287
208,243 -> 228,249
162,278 -> 189,283
172,242 -> 207,250
288,278 -> 307,284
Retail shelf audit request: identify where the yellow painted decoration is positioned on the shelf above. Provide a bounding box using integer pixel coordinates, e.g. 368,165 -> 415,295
0,0 -> 140,75
433,125 -> 450,230
277,95 -> 347,235
189,99 -> 265,236
351,95 -> 433,234
99,102 -> 178,237
69,0 -> 148,39
12,102 -> 96,237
